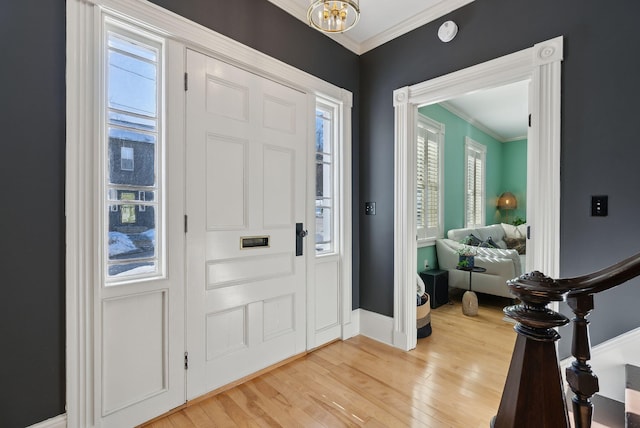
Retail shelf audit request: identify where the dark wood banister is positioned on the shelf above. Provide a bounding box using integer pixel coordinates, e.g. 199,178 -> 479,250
491,252 -> 640,428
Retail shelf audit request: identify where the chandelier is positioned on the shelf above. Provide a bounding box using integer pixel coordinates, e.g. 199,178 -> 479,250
307,0 -> 360,33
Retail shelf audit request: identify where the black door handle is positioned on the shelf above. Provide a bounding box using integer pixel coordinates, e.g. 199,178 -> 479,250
296,223 -> 307,256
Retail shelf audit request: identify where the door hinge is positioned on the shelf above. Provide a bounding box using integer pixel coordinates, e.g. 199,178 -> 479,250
184,72 -> 188,91
184,351 -> 189,370
528,114 -> 532,127
184,214 -> 188,233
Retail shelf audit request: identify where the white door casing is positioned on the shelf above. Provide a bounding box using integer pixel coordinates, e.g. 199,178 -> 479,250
185,50 -> 308,398
393,36 -> 563,351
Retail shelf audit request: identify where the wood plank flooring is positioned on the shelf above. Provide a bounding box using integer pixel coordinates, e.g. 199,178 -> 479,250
143,290 -> 517,427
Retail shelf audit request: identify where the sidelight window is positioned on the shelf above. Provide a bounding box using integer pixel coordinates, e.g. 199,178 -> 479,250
315,99 -> 340,255
104,23 -> 164,282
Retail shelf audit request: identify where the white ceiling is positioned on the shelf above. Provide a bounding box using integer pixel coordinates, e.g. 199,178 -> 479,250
267,0 -> 475,54
268,0 -> 528,141
440,81 -> 530,142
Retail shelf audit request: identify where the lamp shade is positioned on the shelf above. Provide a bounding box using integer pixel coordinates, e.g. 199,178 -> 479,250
497,192 -> 517,210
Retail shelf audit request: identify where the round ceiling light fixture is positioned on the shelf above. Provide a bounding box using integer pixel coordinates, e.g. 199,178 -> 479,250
307,0 -> 360,33
437,20 -> 458,43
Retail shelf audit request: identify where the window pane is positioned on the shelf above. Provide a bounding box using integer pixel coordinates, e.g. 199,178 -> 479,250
109,111 -> 156,132
315,111 -> 332,155
315,205 -> 332,252
108,129 -> 156,186
315,161 -> 332,199
108,205 -> 156,258
108,50 -> 157,116
107,188 -> 155,202
315,102 -> 338,255
105,28 -> 161,283
109,261 -> 156,278
108,33 -> 157,61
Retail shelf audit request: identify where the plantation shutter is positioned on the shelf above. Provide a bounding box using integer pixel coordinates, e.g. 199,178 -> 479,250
425,131 -> 439,232
416,129 -> 426,232
417,115 -> 443,243
465,138 -> 486,228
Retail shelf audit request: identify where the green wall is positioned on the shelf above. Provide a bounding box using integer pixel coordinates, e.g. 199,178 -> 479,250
416,104 -> 527,271
500,138 -> 527,222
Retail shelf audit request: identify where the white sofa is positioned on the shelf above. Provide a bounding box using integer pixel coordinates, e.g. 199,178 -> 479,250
435,223 -> 526,298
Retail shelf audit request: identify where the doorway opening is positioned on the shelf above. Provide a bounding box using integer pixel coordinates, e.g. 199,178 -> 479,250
392,36 -> 564,351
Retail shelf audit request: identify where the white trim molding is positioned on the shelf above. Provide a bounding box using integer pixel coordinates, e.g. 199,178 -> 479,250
342,309 -> 361,340
393,36 -> 564,351
359,309 -> 394,346
27,414 -> 67,428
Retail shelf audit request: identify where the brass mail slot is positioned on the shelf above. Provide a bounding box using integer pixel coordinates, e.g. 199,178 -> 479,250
240,236 -> 270,249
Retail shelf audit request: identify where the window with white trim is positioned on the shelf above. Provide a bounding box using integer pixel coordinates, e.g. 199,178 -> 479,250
104,22 -> 164,281
416,114 -> 444,244
465,137 -> 486,228
315,98 -> 340,255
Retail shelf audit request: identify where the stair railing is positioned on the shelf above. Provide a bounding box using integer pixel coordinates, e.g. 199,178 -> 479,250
491,252 -> 640,428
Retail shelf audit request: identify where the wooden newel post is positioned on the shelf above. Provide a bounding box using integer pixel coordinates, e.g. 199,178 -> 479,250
492,271 -> 571,428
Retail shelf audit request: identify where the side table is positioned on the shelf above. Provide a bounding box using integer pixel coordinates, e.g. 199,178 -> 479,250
419,269 -> 449,308
456,266 -> 486,316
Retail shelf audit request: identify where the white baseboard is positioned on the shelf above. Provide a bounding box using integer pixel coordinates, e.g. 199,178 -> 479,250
561,326 -> 640,403
28,414 -> 67,428
342,309 -> 361,340
358,309 -> 394,346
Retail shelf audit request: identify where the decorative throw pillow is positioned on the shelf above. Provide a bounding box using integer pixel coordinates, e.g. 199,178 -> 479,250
501,223 -> 525,239
479,237 -> 499,248
462,233 -> 482,246
504,237 -> 526,255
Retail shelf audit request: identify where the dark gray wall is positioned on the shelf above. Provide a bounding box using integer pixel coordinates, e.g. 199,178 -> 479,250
0,1 -> 358,427
0,2 -> 66,427
359,1 -> 640,356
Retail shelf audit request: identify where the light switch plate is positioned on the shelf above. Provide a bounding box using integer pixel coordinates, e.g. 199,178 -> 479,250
591,195 -> 608,216
365,201 -> 376,215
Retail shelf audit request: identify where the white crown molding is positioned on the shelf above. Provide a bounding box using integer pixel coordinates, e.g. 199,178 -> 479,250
358,0 -> 475,54
267,0 -> 475,55
439,100 -> 507,142
503,135 -> 528,143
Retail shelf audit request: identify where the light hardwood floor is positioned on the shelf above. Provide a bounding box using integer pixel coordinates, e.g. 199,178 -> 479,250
143,290 -> 517,427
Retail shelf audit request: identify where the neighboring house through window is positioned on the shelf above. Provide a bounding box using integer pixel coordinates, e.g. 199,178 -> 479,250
416,114 -> 444,245
105,23 -> 163,280
465,137 -> 486,228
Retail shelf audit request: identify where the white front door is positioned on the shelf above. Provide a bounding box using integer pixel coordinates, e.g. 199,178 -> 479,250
185,49 -> 309,398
